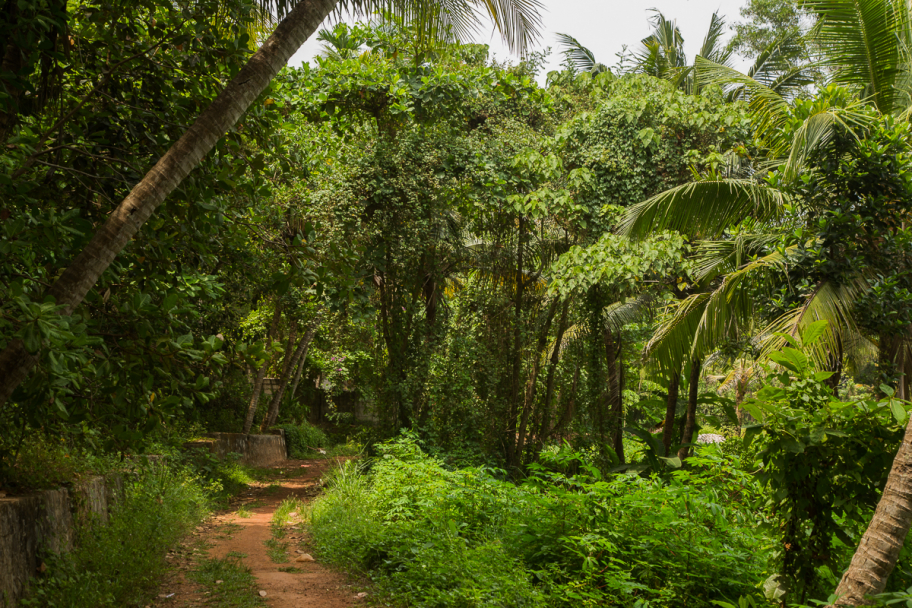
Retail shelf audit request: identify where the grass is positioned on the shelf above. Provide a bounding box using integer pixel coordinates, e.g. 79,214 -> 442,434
235,505 -> 253,518
278,566 -> 303,573
262,497 -> 306,564
189,556 -> 266,608
264,483 -> 282,495
263,538 -> 289,563
272,496 -> 305,530
19,462 -> 209,607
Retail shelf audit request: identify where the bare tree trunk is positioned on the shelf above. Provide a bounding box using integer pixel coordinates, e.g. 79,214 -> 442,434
0,0 -> 338,409
243,302 -> 282,434
833,413 -> 912,605
262,317 -> 320,430
662,371 -> 680,456
677,358 -> 701,461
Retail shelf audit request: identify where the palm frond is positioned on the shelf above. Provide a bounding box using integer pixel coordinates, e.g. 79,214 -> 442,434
646,247 -> 792,373
618,180 -> 789,241
697,11 -> 732,66
335,0 -> 543,57
780,104 -> 873,181
694,57 -> 793,152
604,293 -> 654,331
690,233 -> 784,282
805,0 -> 908,114
645,293 -> 711,373
555,32 -> 609,74
758,276 -> 872,371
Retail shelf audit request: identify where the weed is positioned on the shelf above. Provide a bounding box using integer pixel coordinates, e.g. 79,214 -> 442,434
264,483 -> 281,495
271,496 -> 305,533
236,505 -> 252,518
20,461 -> 208,607
189,556 -> 266,608
278,566 -> 303,573
263,538 -> 289,563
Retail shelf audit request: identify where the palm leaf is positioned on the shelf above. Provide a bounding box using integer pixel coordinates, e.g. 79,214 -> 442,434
334,0 -> 543,57
694,57 -> 793,152
555,32 -> 608,74
805,0 -> 908,114
618,180 -> 789,241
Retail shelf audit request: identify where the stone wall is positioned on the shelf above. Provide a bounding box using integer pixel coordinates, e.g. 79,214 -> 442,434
185,431 -> 287,467
0,475 -> 122,607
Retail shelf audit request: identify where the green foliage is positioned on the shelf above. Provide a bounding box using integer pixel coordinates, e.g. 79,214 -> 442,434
309,436 -> 768,608
20,462 -> 209,607
743,322 -> 910,602
189,556 -> 266,608
273,423 -> 329,458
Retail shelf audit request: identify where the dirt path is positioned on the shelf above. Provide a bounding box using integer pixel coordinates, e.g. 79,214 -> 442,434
152,458 -> 361,608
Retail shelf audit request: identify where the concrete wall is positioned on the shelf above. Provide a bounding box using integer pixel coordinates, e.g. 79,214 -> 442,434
186,432 -> 287,467
0,475 -> 122,607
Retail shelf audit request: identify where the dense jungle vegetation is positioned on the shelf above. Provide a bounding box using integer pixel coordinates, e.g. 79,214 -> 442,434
5,0 -> 912,605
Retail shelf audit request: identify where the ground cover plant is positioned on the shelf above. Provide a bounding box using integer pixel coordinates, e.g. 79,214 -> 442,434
308,435 -> 769,607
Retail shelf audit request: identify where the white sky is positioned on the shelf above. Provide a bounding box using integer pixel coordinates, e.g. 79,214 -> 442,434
289,0 -> 753,79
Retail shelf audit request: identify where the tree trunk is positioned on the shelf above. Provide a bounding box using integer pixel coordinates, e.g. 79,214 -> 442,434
537,298 -> 571,448
262,316 -> 320,430
243,301 -> 282,434
833,413 -> 912,605
505,217 -> 525,467
609,332 -> 624,464
677,358 -> 701,461
515,298 -> 559,463
288,312 -> 323,405
662,371 -> 680,456
0,0 -> 338,409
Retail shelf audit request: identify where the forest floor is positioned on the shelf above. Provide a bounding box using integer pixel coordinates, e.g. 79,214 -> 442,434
149,458 -> 366,608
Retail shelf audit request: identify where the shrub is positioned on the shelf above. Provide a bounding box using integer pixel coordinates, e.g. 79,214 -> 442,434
308,435 -> 769,608
273,423 -> 329,458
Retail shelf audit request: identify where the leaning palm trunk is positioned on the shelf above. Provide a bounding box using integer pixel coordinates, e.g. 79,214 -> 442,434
833,414 -> 912,605
261,316 -> 321,430
0,0 -> 337,409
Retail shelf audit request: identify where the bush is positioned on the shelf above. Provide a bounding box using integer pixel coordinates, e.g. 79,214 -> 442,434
273,423 -> 329,458
20,460 -> 210,607
308,435 -> 769,608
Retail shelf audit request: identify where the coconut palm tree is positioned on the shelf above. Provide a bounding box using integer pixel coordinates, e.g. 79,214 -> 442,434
621,0 -> 912,598
556,10 -> 733,93
0,0 -> 542,409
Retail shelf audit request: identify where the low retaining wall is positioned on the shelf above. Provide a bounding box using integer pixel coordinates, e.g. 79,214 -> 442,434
0,475 -> 123,607
184,431 -> 286,467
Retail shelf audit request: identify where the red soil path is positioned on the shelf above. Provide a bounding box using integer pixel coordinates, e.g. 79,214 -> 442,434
151,459 -> 362,608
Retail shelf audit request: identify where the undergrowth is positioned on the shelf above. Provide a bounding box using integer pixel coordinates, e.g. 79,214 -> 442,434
19,461 -> 211,608
307,435 -> 769,608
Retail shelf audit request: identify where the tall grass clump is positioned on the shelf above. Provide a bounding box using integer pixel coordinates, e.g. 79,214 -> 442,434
307,435 -> 770,608
20,461 -> 211,607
